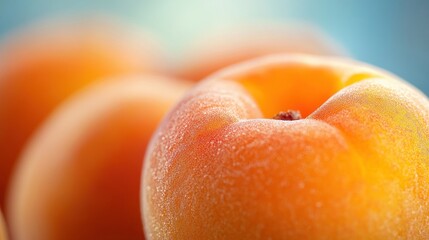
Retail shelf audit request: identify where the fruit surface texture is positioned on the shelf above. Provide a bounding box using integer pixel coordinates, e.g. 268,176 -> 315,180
142,55 -> 429,239
8,77 -> 189,240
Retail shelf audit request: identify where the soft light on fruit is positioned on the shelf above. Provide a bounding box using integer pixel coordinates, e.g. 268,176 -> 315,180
8,76 -> 190,240
142,54 -> 429,239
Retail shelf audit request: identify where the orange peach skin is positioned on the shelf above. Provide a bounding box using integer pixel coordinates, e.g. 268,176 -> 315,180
0,16 -> 162,206
8,76 -> 190,240
142,55 -> 429,239
176,23 -> 346,81
0,211 -> 7,240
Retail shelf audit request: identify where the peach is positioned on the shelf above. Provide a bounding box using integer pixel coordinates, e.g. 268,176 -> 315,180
176,23 -> 346,81
142,55 -> 429,239
0,16 -> 163,206
8,76 -> 190,240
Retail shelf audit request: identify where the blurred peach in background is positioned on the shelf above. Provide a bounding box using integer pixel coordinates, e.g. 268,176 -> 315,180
176,23 -> 347,81
0,15 -> 164,208
7,76 -> 190,240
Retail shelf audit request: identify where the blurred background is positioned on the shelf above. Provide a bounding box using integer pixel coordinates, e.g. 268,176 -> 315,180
1,0 -> 428,93
0,1 -> 428,239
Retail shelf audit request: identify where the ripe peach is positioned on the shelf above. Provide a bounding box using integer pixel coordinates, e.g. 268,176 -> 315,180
8,76 -> 190,240
0,211 -> 6,240
142,55 -> 429,239
0,16 -> 163,206
176,23 -> 346,81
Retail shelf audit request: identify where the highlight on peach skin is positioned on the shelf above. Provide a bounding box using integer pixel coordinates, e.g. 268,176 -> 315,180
0,15 -> 163,207
176,23 -> 346,81
142,54 -> 429,239
0,211 -> 7,240
7,76 -> 190,240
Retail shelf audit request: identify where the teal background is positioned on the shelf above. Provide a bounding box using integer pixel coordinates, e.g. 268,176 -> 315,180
1,0 -> 428,93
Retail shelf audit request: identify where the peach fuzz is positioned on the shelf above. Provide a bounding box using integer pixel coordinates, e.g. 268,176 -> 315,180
176,23 -> 346,81
7,76 -> 190,240
142,55 -> 429,239
0,16 -> 163,206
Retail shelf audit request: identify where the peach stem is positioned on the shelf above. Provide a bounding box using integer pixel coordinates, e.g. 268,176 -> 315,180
273,110 -> 302,121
